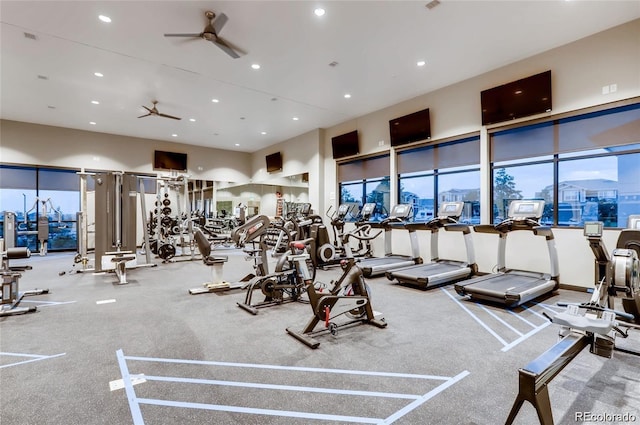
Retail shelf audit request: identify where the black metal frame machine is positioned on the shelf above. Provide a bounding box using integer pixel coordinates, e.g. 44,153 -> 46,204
357,203 -> 422,278
286,224 -> 386,348
386,201 -> 477,289
1,247 -> 49,317
505,217 -> 640,425
455,199 -> 559,307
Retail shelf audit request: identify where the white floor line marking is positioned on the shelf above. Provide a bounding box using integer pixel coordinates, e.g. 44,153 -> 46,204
500,321 -> 552,352
0,352 -> 66,369
124,355 -> 450,381
143,374 -> 421,400
507,308 -> 537,327
477,303 -> 524,336
137,397 -> 383,424
118,350 -> 469,424
382,371 -> 470,424
441,288 -> 509,347
116,349 -> 144,425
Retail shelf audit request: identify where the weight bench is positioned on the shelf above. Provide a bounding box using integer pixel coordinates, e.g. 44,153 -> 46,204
106,251 -> 137,285
189,229 -> 232,294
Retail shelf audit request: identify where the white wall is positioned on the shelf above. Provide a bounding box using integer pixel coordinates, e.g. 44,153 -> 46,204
324,19 -> 640,289
0,119 -> 252,182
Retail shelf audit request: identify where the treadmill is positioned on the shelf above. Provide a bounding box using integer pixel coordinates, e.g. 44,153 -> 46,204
357,203 -> 423,278
454,199 -> 559,307
386,201 -> 477,289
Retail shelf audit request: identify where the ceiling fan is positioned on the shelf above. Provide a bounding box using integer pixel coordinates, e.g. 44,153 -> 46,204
138,101 -> 182,120
164,11 -> 242,59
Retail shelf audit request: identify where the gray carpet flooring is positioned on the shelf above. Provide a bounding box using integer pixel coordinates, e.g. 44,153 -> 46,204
1,249 -> 639,425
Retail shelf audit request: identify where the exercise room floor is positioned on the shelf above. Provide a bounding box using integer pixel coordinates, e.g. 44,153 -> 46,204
2,249 -> 639,425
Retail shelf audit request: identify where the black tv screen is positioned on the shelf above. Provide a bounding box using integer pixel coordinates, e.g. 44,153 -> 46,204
389,108 -> 431,147
266,152 -> 282,173
331,130 -> 359,159
481,70 -> 552,125
153,150 -> 187,171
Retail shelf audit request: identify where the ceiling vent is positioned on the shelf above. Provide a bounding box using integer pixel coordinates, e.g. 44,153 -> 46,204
425,0 -> 441,10
24,32 -> 37,40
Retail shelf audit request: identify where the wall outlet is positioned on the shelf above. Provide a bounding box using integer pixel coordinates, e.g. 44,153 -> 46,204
378,140 -> 385,146
610,83 -> 617,93
602,85 -> 610,95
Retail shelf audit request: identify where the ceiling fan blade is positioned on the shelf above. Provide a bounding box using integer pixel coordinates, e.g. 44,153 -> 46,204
212,37 -> 241,59
212,13 -> 228,34
164,33 -> 202,38
137,113 -> 152,118
157,113 -> 182,120
142,105 -> 153,113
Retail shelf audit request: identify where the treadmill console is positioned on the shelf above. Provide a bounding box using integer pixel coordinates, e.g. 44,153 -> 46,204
508,200 -> 544,220
583,221 -> 603,238
361,203 -> 376,219
337,203 -> 360,219
628,215 -> 640,230
390,204 -> 412,220
438,201 -> 464,218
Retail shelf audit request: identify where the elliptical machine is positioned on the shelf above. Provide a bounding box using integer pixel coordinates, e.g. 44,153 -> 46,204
286,224 -> 386,349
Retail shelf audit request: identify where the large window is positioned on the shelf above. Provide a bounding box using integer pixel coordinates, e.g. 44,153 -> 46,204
0,166 -> 79,251
338,154 -> 390,221
397,135 -> 480,223
491,102 -> 640,227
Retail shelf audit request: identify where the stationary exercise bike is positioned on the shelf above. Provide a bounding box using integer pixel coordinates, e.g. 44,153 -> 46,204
286,224 -> 386,349
236,222 -> 315,315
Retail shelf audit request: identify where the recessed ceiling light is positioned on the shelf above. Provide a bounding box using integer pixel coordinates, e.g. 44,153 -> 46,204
515,90 -> 523,95
89,121 -> 96,125
251,64 -> 261,70
344,93 -> 351,99
91,100 -> 100,105
235,143 -> 240,146
94,72 -> 103,77
261,131 -> 267,135
292,117 -> 299,121
172,134 -> 178,137
314,8 -> 326,17
211,98 -> 219,103
189,118 -> 196,122
98,15 -> 112,23
417,60 -> 426,67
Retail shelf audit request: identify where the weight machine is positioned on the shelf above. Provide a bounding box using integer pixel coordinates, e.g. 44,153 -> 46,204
1,247 -> 49,317
3,196 -> 64,256
73,171 -> 155,283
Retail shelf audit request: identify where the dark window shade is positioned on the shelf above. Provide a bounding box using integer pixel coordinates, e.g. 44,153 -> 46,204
398,136 -> 480,174
0,166 -> 37,189
338,154 -> 390,183
491,103 -> 640,163
557,103 -> 640,154
38,169 -> 79,191
491,122 -> 555,163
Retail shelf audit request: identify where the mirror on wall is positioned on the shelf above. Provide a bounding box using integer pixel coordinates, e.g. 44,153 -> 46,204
188,174 -> 309,219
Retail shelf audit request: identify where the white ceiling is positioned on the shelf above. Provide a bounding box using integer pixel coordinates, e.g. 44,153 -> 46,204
1,1 -> 639,153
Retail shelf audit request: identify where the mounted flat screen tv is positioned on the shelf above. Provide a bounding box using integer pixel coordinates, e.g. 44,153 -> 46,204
389,108 -> 431,147
266,152 -> 283,173
153,150 -> 187,171
331,130 -> 359,159
481,70 -> 552,125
